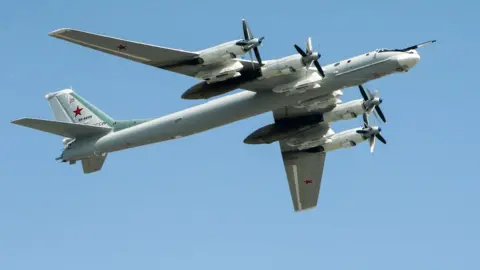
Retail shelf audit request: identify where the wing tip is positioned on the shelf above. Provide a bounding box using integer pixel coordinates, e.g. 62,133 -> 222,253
294,205 -> 317,212
49,28 -> 73,37
11,118 -> 30,125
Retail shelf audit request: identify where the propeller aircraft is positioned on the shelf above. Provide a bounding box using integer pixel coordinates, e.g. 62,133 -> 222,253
12,19 -> 436,211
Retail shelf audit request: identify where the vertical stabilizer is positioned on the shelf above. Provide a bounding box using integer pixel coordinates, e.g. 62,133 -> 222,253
45,89 -> 114,127
82,153 -> 108,174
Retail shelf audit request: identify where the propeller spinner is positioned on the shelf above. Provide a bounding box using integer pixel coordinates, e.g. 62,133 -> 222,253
293,37 -> 325,77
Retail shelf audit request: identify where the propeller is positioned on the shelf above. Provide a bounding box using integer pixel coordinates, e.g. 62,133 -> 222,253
293,37 -> 325,77
356,113 -> 387,153
359,85 -> 387,123
236,19 -> 264,67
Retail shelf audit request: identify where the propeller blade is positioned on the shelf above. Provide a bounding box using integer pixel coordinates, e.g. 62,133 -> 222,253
306,37 -> 313,55
401,40 -> 436,51
359,85 -> 369,101
253,47 -> 263,66
372,109 -> 381,123
369,136 -> 376,153
294,44 -> 308,57
375,133 -> 387,144
366,88 -> 373,99
242,19 -> 252,40
363,113 -> 369,127
313,60 -> 325,77
248,50 -> 254,68
375,106 -> 387,123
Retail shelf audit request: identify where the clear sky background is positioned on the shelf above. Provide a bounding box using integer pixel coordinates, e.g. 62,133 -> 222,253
1,0 -> 478,269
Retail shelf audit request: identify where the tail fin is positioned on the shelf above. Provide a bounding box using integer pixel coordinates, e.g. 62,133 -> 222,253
13,88 -> 150,174
45,89 -> 114,127
82,153 -> 108,174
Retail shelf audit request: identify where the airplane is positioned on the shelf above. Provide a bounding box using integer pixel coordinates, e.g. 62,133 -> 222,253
12,20 -> 435,211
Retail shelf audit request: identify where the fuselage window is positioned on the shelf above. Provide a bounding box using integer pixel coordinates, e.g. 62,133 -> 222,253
366,53 -> 370,56
347,60 -> 351,63
334,63 -> 340,67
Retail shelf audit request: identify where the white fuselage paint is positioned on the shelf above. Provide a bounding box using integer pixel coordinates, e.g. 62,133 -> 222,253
62,49 -> 420,161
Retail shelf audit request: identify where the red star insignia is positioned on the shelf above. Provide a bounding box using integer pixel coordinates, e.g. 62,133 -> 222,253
304,179 -> 313,184
73,106 -> 83,117
374,73 -> 381,78
118,44 -> 127,51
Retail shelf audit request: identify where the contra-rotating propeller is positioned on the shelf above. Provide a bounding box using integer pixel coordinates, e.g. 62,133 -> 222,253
236,19 -> 264,66
293,37 -> 325,78
356,113 -> 387,153
359,85 -> 387,124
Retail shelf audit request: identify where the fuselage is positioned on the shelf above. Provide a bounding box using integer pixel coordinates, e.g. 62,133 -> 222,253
61,49 -> 420,161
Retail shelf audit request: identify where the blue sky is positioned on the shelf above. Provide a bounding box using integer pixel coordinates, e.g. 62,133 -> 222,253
1,0 -> 478,269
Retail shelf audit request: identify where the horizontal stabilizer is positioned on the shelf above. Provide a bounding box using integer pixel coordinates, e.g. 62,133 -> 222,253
11,118 -> 111,138
82,154 -> 107,174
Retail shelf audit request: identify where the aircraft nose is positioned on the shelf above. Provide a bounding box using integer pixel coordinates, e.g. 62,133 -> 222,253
397,51 -> 420,70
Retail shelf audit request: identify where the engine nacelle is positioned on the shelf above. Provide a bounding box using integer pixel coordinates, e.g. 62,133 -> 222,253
259,55 -> 304,79
197,41 -> 247,66
323,99 -> 365,123
294,90 -> 343,111
321,129 -> 365,152
285,129 -> 335,150
198,51 -> 236,65
295,96 -> 340,111
272,75 -> 323,95
195,61 -> 244,83
340,140 -> 357,148
288,127 -> 369,153
287,137 -> 328,150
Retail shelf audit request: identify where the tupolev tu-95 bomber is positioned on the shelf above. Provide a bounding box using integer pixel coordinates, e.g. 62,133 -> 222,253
12,20 -> 436,211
